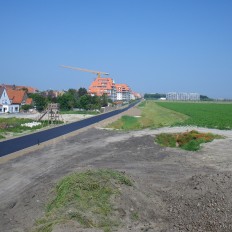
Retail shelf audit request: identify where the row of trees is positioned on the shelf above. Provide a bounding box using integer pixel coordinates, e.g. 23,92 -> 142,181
144,93 -> 166,99
28,88 -> 110,112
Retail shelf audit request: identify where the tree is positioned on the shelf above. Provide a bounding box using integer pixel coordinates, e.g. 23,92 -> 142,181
29,93 -> 47,112
144,93 -> 166,99
21,104 -> 33,111
57,92 -> 77,110
200,95 -> 212,101
78,87 -> 88,97
101,93 -> 108,107
77,95 -> 101,110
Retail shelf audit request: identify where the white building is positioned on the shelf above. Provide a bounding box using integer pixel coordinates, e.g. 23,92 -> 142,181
115,84 -> 131,102
0,87 -> 19,113
166,92 -> 200,101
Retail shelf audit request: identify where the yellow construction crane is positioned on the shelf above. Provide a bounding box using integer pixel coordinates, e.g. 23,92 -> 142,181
61,65 -> 109,78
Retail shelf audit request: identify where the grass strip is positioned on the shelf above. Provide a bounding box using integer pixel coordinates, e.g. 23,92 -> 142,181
107,101 -> 188,130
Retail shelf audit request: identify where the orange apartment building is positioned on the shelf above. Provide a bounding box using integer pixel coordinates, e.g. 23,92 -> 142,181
88,77 -> 117,101
88,77 -> 140,102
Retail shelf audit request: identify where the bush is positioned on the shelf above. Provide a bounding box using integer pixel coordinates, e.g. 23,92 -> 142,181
155,130 -> 223,151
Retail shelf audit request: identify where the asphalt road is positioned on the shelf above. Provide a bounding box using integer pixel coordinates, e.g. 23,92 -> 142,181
0,102 -> 138,157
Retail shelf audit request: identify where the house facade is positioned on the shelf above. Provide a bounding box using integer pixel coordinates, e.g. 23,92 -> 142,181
115,84 -> 131,102
0,87 -> 19,113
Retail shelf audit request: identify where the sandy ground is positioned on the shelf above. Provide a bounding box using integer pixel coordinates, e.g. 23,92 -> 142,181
0,112 -> 94,123
1,106 -> 232,231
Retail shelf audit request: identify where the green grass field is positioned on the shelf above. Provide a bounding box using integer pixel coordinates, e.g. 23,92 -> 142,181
156,102 -> 232,130
108,101 -> 232,130
107,101 -> 188,130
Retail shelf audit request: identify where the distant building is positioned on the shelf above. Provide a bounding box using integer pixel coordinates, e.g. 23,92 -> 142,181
88,77 -> 141,103
88,77 -> 116,101
166,92 -> 200,101
2,84 -> 38,93
0,84 -> 34,113
115,84 -> 131,102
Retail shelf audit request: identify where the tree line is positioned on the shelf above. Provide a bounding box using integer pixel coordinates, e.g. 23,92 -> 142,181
27,88 -> 110,112
144,93 -> 166,99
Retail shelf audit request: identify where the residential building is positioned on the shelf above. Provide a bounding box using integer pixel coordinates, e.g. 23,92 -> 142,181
0,86 -> 19,113
7,89 -> 28,105
88,78 -> 140,103
3,84 -> 38,93
88,77 -> 116,101
115,84 -> 131,102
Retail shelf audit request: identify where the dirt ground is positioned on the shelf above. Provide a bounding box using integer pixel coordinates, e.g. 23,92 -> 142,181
0,112 -> 94,123
1,107 -> 232,231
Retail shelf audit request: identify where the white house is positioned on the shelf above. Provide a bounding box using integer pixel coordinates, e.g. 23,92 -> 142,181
0,86 -> 19,113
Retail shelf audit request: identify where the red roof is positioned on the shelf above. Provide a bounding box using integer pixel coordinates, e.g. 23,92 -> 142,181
88,77 -> 115,96
2,84 -> 38,93
7,89 -> 26,104
25,98 -> 33,105
115,84 -> 130,92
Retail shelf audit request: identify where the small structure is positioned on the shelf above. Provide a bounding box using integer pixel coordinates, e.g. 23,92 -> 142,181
38,103 -> 63,124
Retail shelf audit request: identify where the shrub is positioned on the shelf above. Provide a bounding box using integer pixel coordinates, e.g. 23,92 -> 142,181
155,130 -> 223,151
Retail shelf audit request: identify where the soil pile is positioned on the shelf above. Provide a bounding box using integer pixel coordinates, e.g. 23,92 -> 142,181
165,172 -> 232,231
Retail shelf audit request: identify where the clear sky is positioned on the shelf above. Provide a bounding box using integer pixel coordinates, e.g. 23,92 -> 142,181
1,0 -> 232,98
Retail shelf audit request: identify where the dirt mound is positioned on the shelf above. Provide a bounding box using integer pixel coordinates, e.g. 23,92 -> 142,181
165,172 -> 232,231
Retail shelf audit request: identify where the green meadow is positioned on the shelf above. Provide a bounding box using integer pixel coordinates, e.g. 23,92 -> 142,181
157,102 -> 232,130
107,101 -> 188,130
108,101 -> 232,130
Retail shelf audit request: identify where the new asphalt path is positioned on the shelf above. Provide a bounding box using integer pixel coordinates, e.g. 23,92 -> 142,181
0,102 -> 138,157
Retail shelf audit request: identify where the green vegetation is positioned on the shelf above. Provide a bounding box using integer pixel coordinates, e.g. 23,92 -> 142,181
108,101 -> 232,130
33,169 -> 133,232
0,134 -> 5,139
109,115 -> 141,130
144,93 -> 166,99
155,130 -> 223,151
0,117 -> 62,139
0,118 -> 42,134
156,102 -> 232,130
29,88 -> 111,112
21,104 -> 33,111
108,101 -> 188,130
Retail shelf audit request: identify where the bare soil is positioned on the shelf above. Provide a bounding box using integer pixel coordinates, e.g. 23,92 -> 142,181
1,107 -> 232,231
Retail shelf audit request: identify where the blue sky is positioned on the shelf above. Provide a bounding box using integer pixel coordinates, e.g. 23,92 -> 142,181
1,0 -> 232,98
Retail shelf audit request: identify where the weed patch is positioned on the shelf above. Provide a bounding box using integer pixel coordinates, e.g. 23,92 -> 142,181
33,169 -> 133,232
0,117 -> 63,138
155,130 -> 223,151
